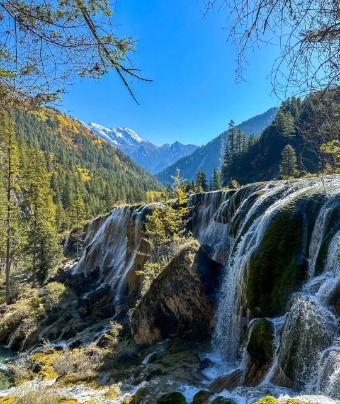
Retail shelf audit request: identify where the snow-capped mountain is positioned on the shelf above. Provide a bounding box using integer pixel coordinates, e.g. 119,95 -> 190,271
85,123 -> 198,174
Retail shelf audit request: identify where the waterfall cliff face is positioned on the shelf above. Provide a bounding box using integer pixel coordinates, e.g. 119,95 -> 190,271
71,204 -> 151,301
189,175 -> 340,398
67,175 -> 339,400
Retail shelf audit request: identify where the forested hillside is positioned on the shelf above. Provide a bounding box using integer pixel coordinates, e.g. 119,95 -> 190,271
0,107 -> 163,295
221,88 -> 339,185
13,107 -> 163,219
156,107 -> 278,184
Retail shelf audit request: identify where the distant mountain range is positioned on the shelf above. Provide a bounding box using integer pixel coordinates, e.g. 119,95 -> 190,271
156,107 -> 278,184
84,123 -> 197,174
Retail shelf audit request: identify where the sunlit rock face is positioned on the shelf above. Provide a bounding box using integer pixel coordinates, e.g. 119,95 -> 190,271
130,240 -> 223,345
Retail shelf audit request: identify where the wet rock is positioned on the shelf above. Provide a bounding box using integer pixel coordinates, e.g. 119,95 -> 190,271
277,295 -> 337,388
244,360 -> 272,387
87,284 -> 115,318
131,386 -> 148,404
156,392 -> 187,404
199,357 -> 214,371
270,366 -> 293,388
244,318 -> 274,386
210,369 -> 244,393
246,207 -> 309,317
246,319 -> 274,365
131,240 -> 222,344
316,349 -> 340,400
210,398 -> 236,404
192,390 -> 213,404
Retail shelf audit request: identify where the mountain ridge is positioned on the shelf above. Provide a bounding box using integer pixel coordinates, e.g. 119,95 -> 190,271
84,123 -> 198,174
156,107 -> 278,184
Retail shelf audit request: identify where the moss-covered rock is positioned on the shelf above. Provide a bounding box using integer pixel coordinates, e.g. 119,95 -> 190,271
246,319 -> 274,365
192,390 -> 212,404
246,206 -> 308,316
130,386 -> 148,404
156,392 -> 187,404
0,397 -> 17,404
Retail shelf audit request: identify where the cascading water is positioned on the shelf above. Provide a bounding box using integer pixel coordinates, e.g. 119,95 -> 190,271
190,175 -> 340,401
72,204 -> 149,301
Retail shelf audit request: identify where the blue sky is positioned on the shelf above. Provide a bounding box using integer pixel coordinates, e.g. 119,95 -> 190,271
62,0 -> 282,146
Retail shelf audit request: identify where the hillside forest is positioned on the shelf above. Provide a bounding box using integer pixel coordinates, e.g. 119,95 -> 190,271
0,106 -> 163,300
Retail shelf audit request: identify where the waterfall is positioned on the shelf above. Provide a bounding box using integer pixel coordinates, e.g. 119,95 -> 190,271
72,204 -> 149,301
189,190 -> 234,265
213,179 -> 321,362
190,175 -> 340,400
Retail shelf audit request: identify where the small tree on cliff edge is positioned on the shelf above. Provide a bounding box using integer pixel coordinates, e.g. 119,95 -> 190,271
280,145 -> 297,177
138,169 -> 190,295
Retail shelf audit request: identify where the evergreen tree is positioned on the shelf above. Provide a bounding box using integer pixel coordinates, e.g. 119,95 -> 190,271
212,169 -> 222,190
22,148 -> 61,284
0,110 -> 21,303
275,111 -> 295,139
227,120 -> 237,156
195,170 -> 208,192
236,129 -> 248,155
221,144 -> 231,186
69,189 -> 85,258
139,169 -> 190,295
280,145 -> 297,176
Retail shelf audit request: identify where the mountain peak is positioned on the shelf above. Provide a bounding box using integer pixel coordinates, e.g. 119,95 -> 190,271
85,123 -> 198,174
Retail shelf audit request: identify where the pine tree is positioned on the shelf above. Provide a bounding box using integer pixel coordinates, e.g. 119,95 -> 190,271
212,169 -> 222,190
22,148 -> 61,284
139,169 -> 190,295
195,170 -> 208,192
69,189 -> 85,257
0,110 -> 21,303
275,111 -> 295,139
280,144 -> 297,177
227,120 -> 237,156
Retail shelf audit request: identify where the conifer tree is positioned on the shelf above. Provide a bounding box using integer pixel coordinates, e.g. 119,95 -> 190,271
212,169 -> 222,190
228,120 -> 237,156
22,148 -> 61,284
138,169 -> 190,295
196,170 -> 208,192
0,110 -> 21,303
69,189 -> 85,257
275,111 -> 295,139
280,144 -> 297,177
221,144 -> 231,186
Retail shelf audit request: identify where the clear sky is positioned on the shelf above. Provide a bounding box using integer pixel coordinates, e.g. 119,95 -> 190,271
61,0 -> 282,147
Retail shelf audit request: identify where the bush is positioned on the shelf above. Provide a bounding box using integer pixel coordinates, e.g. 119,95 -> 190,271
38,282 -> 71,312
254,397 -> 278,404
52,345 -> 102,382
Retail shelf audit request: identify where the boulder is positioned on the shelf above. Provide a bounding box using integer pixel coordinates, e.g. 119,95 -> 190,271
156,392 -> 187,404
130,240 -> 222,344
192,390 -> 213,404
244,318 -> 274,386
210,369 -> 244,393
277,295 -> 337,388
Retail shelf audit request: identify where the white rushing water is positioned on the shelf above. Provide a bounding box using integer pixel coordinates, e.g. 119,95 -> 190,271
190,176 -> 340,401
72,204 -> 149,301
